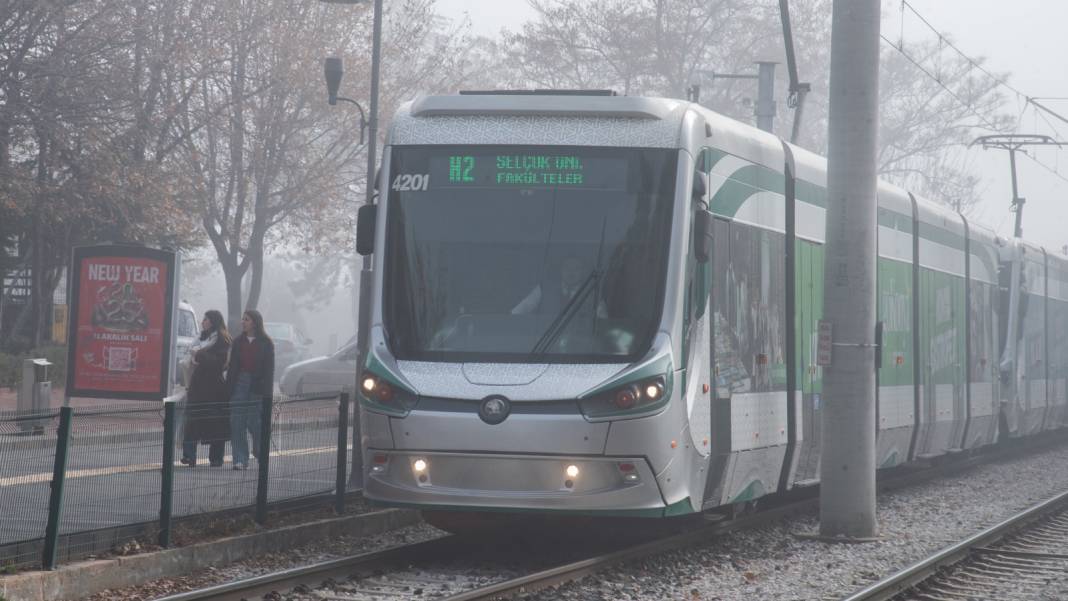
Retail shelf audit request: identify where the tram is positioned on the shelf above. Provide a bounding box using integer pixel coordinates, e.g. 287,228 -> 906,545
353,91 -> 1068,520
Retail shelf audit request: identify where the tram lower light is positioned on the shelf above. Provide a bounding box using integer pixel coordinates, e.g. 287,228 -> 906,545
618,462 -> 640,482
412,458 -> 429,483
644,381 -> 664,401
371,453 -> 389,474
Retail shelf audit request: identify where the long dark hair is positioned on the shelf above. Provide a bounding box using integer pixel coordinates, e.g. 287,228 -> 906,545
243,309 -> 271,343
202,310 -> 232,345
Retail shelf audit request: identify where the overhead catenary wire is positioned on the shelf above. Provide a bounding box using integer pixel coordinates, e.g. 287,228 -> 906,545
890,1 -> 1068,185
878,34 -> 1001,132
899,1 -> 1068,137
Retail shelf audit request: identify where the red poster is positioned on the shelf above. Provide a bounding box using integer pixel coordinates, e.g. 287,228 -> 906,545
67,246 -> 176,400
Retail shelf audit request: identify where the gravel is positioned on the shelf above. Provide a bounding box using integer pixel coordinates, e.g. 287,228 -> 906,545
531,442 -> 1068,601
89,441 -> 1068,601
83,522 -> 446,601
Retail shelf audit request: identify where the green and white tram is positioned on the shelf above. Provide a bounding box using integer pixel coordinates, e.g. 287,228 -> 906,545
354,91 -> 1068,521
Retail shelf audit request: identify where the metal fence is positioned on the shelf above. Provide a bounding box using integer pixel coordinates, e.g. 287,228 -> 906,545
0,392 -> 355,571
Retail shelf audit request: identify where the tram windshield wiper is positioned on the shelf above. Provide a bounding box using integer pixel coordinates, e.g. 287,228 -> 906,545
529,268 -> 600,356
529,217 -> 609,357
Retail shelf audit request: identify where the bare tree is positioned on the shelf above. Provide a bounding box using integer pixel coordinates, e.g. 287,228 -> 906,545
0,1 -> 205,349
502,0 -> 1011,215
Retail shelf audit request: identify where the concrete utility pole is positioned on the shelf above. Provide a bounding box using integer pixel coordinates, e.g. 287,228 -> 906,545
754,61 -> 777,133
819,0 -> 880,539
696,62 -> 777,134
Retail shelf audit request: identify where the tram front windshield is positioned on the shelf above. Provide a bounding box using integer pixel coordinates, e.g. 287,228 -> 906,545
384,145 -> 677,363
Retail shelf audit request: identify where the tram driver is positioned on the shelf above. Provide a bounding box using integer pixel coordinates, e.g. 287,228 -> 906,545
511,255 -> 608,319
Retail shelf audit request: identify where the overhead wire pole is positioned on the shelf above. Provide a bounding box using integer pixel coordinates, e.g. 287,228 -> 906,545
819,0 -> 880,540
970,134 -> 1063,239
778,0 -> 811,144
695,65 -> 778,134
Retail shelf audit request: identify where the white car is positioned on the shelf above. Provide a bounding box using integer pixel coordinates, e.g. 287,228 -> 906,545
174,300 -> 197,385
278,337 -> 358,396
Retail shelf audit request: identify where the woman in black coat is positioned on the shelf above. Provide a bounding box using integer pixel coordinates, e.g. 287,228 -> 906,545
181,310 -> 232,467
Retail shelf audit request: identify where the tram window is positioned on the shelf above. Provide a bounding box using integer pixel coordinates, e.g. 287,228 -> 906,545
383,145 -> 678,363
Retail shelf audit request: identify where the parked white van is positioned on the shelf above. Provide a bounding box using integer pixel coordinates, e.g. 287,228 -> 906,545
174,300 -> 197,385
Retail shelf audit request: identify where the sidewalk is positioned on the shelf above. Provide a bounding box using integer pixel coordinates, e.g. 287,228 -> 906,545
0,386 -> 343,453
0,386 -> 163,417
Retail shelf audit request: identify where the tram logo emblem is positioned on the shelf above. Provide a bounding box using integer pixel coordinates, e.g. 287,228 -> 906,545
479,395 -> 511,425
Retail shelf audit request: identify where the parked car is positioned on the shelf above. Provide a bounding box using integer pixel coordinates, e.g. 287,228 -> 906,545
265,322 -> 313,379
174,300 -> 197,385
278,336 -> 358,396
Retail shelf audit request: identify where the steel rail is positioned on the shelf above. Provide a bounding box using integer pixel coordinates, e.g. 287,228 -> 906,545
439,500 -> 816,601
152,535 -> 457,601
439,436 -> 1068,601
156,433 -> 1067,601
839,488 -> 1068,601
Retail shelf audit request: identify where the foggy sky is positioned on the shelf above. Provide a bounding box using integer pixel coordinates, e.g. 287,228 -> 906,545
437,0 -> 1068,251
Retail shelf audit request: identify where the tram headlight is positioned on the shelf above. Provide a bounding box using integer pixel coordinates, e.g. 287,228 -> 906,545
358,370 -> 417,416
578,370 -> 672,420
613,385 -> 640,409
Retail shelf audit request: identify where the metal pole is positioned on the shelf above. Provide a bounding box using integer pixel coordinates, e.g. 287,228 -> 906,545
42,406 -> 73,569
1009,148 -> 1024,238
335,392 -> 350,514
255,395 -> 273,525
350,0 -> 382,489
819,0 -> 880,539
159,398 -> 177,547
755,61 -> 777,134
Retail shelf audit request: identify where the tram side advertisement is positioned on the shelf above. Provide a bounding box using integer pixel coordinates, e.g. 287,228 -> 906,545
66,245 -> 177,400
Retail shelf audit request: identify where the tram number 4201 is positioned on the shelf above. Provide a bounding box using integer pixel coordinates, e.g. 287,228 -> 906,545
392,173 -> 429,192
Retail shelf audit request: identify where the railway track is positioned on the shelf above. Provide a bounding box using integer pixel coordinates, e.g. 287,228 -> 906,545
842,488 -> 1068,601
154,435 -> 1066,601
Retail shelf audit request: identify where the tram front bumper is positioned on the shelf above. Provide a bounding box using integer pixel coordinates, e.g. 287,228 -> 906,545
363,450 -> 667,513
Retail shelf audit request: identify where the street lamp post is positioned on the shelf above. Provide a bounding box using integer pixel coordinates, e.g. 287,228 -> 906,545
320,0 -> 384,490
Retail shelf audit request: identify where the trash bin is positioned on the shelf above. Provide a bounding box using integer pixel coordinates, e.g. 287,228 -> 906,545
17,358 -> 52,435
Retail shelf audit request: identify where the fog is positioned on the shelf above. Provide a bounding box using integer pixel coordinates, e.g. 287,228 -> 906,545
181,0 -> 1068,366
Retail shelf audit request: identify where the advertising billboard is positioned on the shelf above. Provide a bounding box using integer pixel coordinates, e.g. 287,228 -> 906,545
66,245 -> 177,400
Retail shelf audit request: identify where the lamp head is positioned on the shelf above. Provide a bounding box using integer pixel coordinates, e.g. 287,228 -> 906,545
324,57 -> 343,106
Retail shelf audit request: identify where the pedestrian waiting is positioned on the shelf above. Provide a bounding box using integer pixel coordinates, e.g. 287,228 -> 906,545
227,309 -> 275,470
180,310 -> 231,467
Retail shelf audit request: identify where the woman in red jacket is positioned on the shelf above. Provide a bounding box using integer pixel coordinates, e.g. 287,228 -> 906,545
226,309 -> 275,470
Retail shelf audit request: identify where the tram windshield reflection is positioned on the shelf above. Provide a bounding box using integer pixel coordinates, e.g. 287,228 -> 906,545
383,145 -> 678,363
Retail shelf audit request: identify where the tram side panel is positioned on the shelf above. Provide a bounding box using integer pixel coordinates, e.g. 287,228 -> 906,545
1046,259 -> 1068,428
964,228 -> 1000,449
875,193 -> 917,469
913,215 -> 969,458
703,155 -> 790,507
792,235 -> 824,485
1019,248 -> 1048,435
785,169 -> 827,488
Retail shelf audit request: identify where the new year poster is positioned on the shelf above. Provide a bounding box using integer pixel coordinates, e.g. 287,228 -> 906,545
67,246 -> 175,400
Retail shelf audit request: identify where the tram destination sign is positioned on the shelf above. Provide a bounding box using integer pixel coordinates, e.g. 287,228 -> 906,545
421,152 -> 626,190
